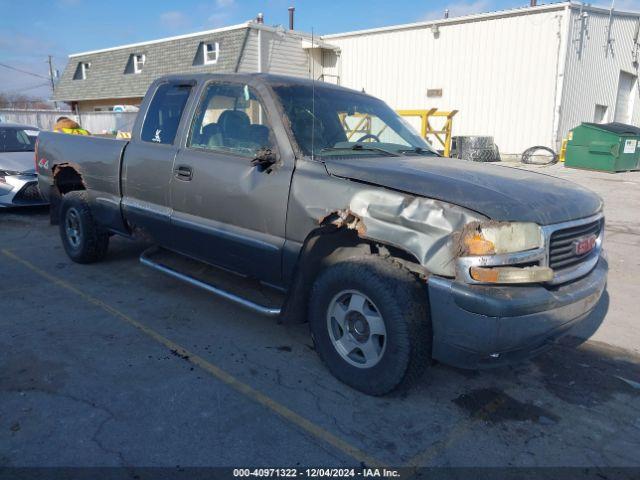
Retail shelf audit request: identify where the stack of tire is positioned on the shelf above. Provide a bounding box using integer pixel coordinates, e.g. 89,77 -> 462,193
451,136 -> 500,162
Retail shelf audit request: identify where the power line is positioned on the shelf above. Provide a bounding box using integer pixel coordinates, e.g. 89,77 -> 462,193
2,82 -> 51,94
0,62 -> 49,80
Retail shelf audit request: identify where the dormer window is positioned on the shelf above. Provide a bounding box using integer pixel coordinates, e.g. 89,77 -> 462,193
133,54 -> 145,73
125,54 -> 146,75
192,41 -> 221,66
73,62 -> 90,80
203,42 -> 219,65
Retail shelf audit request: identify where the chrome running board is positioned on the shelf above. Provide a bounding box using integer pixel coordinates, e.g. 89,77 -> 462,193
140,248 -> 282,317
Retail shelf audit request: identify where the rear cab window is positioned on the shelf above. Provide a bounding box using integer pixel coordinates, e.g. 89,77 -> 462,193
140,83 -> 192,145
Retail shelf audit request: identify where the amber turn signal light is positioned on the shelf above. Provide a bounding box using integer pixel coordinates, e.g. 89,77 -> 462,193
469,266 -> 554,284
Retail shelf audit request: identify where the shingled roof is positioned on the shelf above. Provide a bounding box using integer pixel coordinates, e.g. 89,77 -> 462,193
53,24 -> 250,102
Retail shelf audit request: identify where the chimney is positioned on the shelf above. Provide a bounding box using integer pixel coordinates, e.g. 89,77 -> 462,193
444,8 -> 449,18
530,0 -> 537,6
256,12 -> 264,24
288,6 -> 295,30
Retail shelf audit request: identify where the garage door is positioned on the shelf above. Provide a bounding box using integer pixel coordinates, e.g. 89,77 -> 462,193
614,71 -> 637,124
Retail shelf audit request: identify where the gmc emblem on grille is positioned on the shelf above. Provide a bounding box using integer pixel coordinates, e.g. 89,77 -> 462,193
574,235 -> 597,256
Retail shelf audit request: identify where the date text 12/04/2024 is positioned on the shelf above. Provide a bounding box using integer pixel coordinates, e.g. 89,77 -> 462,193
232,469 -> 401,478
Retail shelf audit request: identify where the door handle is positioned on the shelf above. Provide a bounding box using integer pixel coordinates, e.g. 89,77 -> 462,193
174,165 -> 193,181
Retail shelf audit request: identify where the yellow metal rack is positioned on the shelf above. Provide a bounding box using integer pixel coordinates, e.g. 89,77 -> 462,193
338,113 -> 389,141
337,109 -> 458,157
396,109 -> 458,157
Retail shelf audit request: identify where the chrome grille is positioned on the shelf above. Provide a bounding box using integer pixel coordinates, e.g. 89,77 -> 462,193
548,219 -> 603,271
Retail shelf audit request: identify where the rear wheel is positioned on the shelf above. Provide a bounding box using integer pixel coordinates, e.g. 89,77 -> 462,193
59,191 -> 109,263
309,256 -> 432,395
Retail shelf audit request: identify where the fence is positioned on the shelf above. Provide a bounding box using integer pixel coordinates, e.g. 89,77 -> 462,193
0,109 -> 138,134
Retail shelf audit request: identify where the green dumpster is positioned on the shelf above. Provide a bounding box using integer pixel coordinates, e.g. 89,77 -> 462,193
565,122 -> 640,172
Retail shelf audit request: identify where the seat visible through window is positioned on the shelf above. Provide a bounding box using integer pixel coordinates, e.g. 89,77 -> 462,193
218,110 -> 251,147
200,123 -> 222,148
187,83 -> 274,157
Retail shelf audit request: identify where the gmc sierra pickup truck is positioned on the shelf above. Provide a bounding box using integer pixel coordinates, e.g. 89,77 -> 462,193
37,73 -> 607,395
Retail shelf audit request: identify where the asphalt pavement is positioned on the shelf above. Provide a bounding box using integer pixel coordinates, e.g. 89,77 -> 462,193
1,164 -> 639,471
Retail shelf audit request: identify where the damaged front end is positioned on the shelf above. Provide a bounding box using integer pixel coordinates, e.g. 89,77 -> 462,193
290,160 -> 589,288
305,186 -> 557,286
314,188 -> 487,278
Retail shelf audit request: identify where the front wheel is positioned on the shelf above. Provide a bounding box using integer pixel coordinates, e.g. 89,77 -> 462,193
309,256 -> 432,395
59,191 -> 109,263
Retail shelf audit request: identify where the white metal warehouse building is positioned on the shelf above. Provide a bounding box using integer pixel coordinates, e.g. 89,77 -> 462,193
321,2 -> 640,155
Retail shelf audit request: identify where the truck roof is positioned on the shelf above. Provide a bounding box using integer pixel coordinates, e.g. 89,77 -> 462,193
154,72 -> 368,96
0,122 -> 40,130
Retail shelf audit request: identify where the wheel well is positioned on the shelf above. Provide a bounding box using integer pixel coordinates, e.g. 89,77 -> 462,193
279,227 -> 425,324
49,165 -> 85,225
53,165 -> 85,195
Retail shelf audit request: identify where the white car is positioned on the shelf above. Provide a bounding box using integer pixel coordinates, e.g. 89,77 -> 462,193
0,123 -> 47,207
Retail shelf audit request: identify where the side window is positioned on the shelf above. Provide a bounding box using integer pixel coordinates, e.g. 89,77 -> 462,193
141,83 -> 192,145
188,83 -> 273,158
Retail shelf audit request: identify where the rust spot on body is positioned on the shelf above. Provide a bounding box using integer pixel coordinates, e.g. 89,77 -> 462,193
318,209 -> 367,236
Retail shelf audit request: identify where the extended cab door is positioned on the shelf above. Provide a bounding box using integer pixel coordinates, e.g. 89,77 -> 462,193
169,80 -> 294,285
121,81 -> 193,245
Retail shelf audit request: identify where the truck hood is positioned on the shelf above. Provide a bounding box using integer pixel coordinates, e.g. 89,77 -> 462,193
0,151 -> 35,174
323,156 -> 603,225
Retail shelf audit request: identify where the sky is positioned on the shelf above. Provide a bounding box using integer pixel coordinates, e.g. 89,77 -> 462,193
0,0 -> 632,101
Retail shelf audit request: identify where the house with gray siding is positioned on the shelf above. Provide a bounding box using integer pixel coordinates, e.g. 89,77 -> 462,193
54,21 -> 339,112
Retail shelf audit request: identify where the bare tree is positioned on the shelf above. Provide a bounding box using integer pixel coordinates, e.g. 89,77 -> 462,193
0,93 -> 56,110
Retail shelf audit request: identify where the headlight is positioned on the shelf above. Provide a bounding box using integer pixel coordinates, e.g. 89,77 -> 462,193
0,170 -> 21,183
462,222 -> 543,255
458,222 -> 553,284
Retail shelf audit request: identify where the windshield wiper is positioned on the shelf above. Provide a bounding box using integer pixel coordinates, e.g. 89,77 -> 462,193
397,147 -> 438,156
319,144 -> 400,157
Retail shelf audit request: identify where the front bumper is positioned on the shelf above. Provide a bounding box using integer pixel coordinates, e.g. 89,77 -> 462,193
0,174 -> 47,207
427,256 -> 608,369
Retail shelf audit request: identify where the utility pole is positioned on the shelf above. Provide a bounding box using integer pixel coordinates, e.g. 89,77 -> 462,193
47,55 -> 58,109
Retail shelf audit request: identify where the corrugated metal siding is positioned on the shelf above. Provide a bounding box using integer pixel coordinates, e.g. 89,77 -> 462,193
559,8 -> 640,140
308,48 -> 323,81
322,50 -> 340,83
323,9 -> 565,154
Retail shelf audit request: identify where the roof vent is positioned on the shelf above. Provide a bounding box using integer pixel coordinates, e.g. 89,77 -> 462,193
288,7 -> 295,30
256,12 -> 264,24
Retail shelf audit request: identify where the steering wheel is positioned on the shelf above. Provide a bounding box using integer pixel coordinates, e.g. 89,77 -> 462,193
355,133 -> 381,143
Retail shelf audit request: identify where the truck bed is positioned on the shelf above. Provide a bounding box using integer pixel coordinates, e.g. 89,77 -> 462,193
37,132 -> 129,231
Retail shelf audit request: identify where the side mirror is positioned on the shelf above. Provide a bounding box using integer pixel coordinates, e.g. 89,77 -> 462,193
251,147 -> 278,173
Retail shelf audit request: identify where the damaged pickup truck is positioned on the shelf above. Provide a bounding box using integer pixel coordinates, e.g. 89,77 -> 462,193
36,74 -> 607,395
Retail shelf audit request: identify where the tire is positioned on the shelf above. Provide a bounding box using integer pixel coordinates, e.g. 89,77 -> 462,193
309,256 -> 432,395
59,191 -> 109,264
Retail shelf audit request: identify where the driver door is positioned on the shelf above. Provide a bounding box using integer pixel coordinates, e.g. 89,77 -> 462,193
169,81 -> 294,285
